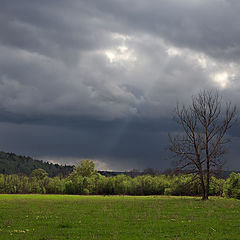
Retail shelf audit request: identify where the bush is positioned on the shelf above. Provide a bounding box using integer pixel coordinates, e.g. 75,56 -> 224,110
83,188 -> 89,195
164,188 -> 172,195
223,173 -> 240,199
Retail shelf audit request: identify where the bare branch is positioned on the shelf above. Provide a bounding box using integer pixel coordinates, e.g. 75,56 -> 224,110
168,89 -> 237,200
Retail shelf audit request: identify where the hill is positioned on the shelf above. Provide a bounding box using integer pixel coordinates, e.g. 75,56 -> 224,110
0,151 -> 73,177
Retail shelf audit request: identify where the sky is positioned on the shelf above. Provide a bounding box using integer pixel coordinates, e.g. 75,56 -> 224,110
0,0 -> 240,171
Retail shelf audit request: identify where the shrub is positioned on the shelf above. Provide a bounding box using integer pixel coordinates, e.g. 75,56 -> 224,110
164,188 -> 172,195
83,188 -> 89,195
223,173 -> 240,199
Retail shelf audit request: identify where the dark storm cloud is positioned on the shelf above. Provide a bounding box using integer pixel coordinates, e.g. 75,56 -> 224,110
0,0 -> 240,170
0,120 -> 239,171
88,0 -> 240,61
0,120 -> 170,170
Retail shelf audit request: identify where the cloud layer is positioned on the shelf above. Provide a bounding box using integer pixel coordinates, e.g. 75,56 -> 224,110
0,0 -> 240,170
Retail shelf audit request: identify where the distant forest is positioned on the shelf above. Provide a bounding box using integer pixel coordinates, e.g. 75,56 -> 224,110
0,151 -> 140,177
0,151 -> 73,177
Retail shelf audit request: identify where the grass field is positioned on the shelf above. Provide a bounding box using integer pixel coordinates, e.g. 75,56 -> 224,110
0,195 -> 239,240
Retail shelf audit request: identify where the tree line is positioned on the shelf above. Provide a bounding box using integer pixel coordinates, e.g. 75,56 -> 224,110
0,160 -> 239,199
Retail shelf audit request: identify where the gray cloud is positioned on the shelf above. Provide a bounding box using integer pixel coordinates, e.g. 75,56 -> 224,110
0,0 -> 239,170
88,0 -> 240,61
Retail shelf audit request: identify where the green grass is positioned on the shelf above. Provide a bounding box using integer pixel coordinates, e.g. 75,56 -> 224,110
0,195 -> 240,239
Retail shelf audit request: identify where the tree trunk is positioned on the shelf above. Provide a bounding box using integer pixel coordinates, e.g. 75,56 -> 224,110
199,169 -> 206,200
205,132 -> 210,200
205,160 -> 210,200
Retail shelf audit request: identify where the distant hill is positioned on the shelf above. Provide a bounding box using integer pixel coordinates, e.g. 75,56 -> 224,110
0,151 -> 73,177
0,151 -> 129,178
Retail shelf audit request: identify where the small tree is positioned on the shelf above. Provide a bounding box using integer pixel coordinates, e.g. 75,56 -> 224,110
169,90 -> 236,200
72,159 -> 96,177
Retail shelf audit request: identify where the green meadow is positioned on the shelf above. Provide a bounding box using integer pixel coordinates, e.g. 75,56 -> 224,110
0,195 -> 239,240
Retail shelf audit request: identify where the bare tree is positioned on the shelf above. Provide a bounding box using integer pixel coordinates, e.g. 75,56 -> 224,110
169,90 -> 237,200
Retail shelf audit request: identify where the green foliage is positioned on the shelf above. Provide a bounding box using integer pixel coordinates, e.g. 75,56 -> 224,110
165,175 -> 201,196
31,168 -> 48,180
65,180 -> 75,194
45,177 -> 65,194
1,169 -> 240,199
209,176 -> 225,196
72,159 -> 96,177
223,172 -> 240,199
82,188 -> 89,195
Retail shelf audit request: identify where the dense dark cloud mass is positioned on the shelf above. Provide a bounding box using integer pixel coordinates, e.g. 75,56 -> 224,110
0,0 -> 240,170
